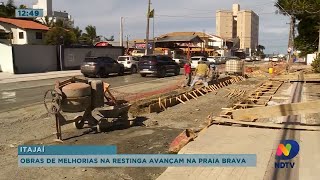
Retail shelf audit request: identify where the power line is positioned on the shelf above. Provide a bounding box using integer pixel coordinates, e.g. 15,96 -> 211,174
155,12 -> 276,19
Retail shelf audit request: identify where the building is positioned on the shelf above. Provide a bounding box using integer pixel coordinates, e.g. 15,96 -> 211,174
33,0 -> 74,27
216,4 -> 259,54
0,17 -> 49,45
237,10 -> 259,52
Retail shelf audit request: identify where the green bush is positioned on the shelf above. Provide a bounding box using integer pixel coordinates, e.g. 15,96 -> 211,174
311,55 -> 320,73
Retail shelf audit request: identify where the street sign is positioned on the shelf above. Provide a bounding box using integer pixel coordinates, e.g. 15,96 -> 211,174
287,47 -> 292,53
15,9 -> 43,18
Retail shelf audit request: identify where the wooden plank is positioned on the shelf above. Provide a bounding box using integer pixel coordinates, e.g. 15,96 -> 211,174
232,100 -> 320,121
234,104 -> 266,107
212,117 -> 320,131
272,96 -> 289,100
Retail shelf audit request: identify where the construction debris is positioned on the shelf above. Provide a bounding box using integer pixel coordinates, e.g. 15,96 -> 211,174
169,129 -> 197,154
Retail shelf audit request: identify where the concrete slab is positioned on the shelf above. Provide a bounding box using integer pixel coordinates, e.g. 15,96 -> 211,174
157,126 -> 281,180
299,131 -> 320,180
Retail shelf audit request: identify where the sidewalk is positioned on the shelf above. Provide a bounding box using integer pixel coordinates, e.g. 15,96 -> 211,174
0,70 -> 81,84
157,125 -> 320,180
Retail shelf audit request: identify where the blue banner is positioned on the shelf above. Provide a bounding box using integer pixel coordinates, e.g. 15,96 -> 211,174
18,145 -> 117,155
18,154 -> 256,167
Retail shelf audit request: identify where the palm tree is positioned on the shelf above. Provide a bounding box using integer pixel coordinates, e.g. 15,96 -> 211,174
19,4 -> 27,9
82,25 -> 97,44
42,16 -> 54,27
72,26 -> 82,43
257,45 -> 265,52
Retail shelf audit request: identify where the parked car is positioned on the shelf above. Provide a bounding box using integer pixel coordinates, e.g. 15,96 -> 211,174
173,58 -> 187,67
191,56 -> 210,69
245,56 -> 253,62
138,55 -> 180,78
213,56 -> 228,64
81,56 -> 125,78
227,56 -> 241,61
271,56 -> 279,62
207,56 -> 217,64
131,49 -> 145,57
264,57 -> 270,61
117,56 -> 139,73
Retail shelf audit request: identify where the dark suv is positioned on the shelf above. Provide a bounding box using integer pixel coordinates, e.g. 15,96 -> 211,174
81,56 -> 125,78
138,55 -> 180,78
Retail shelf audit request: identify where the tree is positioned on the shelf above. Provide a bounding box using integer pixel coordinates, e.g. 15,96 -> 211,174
0,0 -> 16,18
44,27 -> 76,46
42,16 -> 55,27
19,4 -> 27,9
311,56 -> 320,73
257,45 -> 265,52
105,35 -> 114,41
275,0 -> 320,56
81,25 -> 97,45
72,26 -> 82,43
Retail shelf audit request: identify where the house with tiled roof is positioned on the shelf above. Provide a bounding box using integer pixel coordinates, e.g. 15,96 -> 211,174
0,17 -> 49,45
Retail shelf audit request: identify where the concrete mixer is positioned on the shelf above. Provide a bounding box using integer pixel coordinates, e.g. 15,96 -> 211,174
43,77 -> 132,141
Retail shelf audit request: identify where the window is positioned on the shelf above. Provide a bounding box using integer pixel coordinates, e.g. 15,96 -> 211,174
19,32 -> 24,39
36,32 -> 42,39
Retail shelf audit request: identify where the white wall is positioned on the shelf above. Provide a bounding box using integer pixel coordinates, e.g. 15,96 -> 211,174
14,28 -> 27,44
307,53 -> 318,65
0,43 -> 14,73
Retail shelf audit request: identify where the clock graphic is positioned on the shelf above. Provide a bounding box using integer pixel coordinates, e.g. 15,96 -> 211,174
15,9 -> 43,18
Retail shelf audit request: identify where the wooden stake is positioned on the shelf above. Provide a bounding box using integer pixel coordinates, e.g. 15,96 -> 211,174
188,93 -> 197,100
197,89 -> 205,96
183,94 -> 190,101
192,91 -> 199,98
176,97 -> 186,104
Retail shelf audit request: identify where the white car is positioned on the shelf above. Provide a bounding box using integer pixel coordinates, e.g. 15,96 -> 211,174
264,57 -> 270,61
190,56 -> 209,69
245,57 -> 253,62
271,56 -> 279,62
117,56 -> 139,73
207,56 -> 217,64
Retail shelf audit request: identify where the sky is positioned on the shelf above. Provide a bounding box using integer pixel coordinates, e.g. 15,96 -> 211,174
14,0 -> 290,54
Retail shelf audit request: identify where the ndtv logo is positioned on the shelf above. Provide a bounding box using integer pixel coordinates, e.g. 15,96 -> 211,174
275,140 -> 300,169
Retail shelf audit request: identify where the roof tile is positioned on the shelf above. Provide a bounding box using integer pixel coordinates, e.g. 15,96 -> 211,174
0,17 -> 49,31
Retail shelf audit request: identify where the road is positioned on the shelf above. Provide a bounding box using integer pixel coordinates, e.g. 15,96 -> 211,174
0,73 -> 183,113
0,61 -> 253,112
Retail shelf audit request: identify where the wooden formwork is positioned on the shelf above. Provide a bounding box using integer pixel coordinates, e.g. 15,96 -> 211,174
219,81 -> 283,121
149,76 -> 246,113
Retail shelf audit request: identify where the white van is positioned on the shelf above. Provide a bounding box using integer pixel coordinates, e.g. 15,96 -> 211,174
190,56 -> 209,69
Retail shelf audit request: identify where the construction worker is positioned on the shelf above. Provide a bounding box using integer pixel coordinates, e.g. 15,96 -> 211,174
190,60 -> 209,89
183,61 -> 192,87
208,63 -> 219,84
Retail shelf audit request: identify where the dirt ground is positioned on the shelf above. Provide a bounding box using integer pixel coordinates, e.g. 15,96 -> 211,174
0,75 -> 263,180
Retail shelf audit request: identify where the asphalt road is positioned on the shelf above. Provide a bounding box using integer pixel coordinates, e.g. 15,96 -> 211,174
0,61 -> 263,113
0,72 -> 182,113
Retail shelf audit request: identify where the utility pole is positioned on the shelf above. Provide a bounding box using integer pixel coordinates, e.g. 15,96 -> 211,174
145,0 -> 151,55
318,27 -> 320,53
120,17 -> 124,47
126,35 -> 129,49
